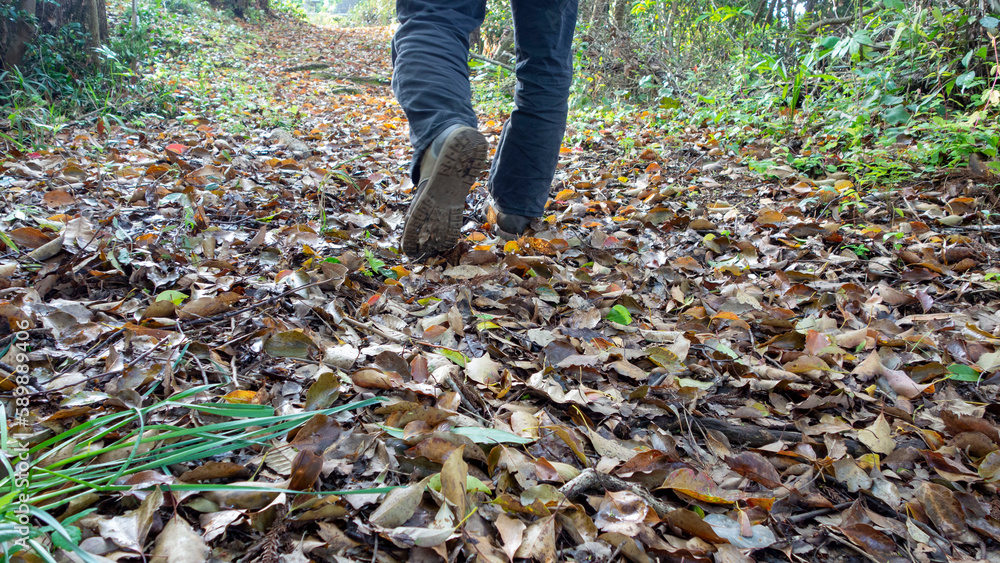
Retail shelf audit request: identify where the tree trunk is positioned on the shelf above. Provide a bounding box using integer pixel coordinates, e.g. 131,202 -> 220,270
2,0 -> 38,71
752,0 -> 767,23
85,0 -> 102,63
612,0 -> 629,31
469,26 -> 482,54
3,0 -> 108,71
664,0 -> 678,55
587,0 -> 610,30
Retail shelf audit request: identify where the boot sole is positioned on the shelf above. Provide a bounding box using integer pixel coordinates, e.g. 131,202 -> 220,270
401,127 -> 488,257
495,225 -> 522,241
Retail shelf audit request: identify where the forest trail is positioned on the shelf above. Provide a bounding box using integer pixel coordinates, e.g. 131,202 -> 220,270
3,15 -> 1000,563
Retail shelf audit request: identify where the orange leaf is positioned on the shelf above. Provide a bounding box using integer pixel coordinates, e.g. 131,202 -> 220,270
554,188 -> 577,201
223,390 -> 260,404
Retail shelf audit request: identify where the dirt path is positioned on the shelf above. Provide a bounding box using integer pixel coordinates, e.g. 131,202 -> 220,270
2,16 -> 1000,563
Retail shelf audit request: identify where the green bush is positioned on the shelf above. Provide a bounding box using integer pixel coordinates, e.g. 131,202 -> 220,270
347,0 -> 393,25
0,7 -> 173,150
272,0 -> 309,21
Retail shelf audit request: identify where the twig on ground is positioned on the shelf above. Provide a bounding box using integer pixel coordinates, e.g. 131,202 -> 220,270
469,53 -> 514,72
13,335 -> 171,397
662,416 -> 877,456
179,280 -> 330,329
55,327 -> 127,376
340,316 -> 408,344
0,328 -> 50,352
560,468 -> 674,519
786,501 -> 853,525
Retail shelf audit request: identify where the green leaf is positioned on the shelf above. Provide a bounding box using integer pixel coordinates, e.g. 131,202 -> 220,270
379,425 -> 532,445
659,96 -> 681,109
380,425 -> 404,438
185,403 -> 275,418
48,525 -> 81,551
946,364 -> 982,382
0,230 -> 19,252
607,304 -> 633,325
451,427 -> 533,444
715,342 -> 739,359
888,22 -> 906,54
818,36 -> 839,49
676,378 -> 713,390
981,16 -> 998,29
440,349 -> 467,367
161,193 -> 191,206
882,0 -> 904,9
427,473 -> 491,493
962,49 -> 975,68
156,290 -> 188,305
883,105 -> 911,125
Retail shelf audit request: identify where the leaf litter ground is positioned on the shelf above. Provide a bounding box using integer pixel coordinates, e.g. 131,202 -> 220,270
2,13 -> 1000,563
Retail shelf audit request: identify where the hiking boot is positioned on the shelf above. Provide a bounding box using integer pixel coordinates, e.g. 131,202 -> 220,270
495,212 -> 534,240
400,124 -> 488,258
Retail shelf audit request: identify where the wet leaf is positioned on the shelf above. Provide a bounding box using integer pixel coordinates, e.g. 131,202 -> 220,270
725,452 -> 782,488
839,523 -> 896,560
704,513 -> 776,549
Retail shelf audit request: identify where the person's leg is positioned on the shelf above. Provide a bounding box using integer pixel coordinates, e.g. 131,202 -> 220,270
392,0 -> 486,182
392,0 -> 489,257
489,0 -> 578,234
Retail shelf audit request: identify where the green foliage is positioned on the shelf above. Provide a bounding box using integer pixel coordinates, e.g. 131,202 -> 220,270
607,304 -> 633,325
1,0 -> 307,147
346,0 -> 394,25
363,247 -> 395,279
271,0 -> 309,21
569,0 -> 1000,190
1,7 -> 176,149
946,363 -> 983,382
480,0 -> 512,51
0,387 -> 381,560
